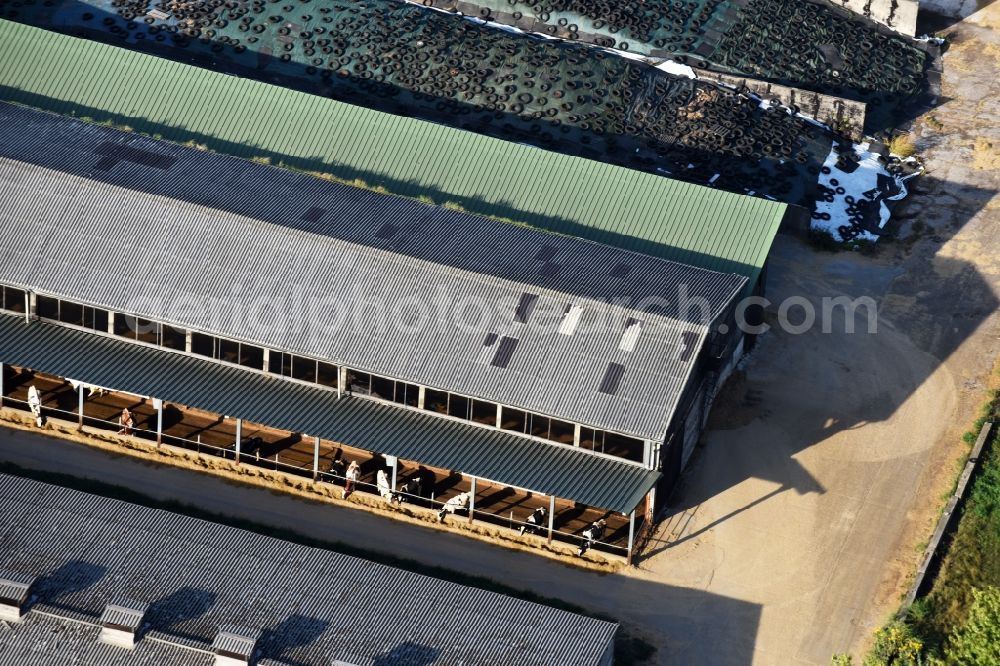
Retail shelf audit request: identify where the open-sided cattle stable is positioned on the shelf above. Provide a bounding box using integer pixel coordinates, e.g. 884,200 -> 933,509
0,104 -> 754,558
0,362 -> 641,553
5,0 -> 841,207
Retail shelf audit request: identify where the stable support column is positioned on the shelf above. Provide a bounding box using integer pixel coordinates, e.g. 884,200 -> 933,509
389,456 -> 398,491
77,382 -> 84,429
234,418 -> 242,464
154,398 -> 163,446
337,367 -> 347,399
547,495 -> 555,544
468,477 -> 477,524
626,510 -> 636,566
312,436 -> 320,481
0,362 -> 4,409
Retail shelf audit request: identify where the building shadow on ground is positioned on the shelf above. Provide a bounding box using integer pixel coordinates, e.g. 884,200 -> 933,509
917,3 -> 998,33
660,171 -> 996,543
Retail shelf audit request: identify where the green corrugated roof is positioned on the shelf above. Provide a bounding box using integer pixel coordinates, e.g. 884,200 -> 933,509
0,19 -> 786,285
0,316 -> 659,514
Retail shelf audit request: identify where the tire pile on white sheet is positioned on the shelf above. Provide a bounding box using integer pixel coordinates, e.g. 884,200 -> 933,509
812,142 -> 921,242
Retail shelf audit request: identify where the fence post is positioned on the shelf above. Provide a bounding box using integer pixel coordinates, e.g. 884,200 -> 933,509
312,436 -> 320,481
1,362 -> 5,409
627,510 -> 636,566
155,398 -> 163,446
77,382 -> 84,429
469,476 -> 477,524
234,418 -> 242,464
547,495 -> 555,544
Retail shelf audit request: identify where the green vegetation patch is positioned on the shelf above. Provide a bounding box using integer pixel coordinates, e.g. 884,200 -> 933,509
850,386 -> 1000,665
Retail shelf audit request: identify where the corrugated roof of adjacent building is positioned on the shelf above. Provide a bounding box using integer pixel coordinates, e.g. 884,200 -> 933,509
0,611 -> 215,666
0,316 -> 660,514
0,18 -> 786,286
0,473 -> 618,666
0,103 -> 746,441
0,615 -> 214,666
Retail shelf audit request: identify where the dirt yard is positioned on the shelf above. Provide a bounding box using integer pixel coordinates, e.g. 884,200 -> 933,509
644,6 -> 1000,664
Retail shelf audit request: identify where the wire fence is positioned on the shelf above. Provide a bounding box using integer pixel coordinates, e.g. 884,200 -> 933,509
1,392 -> 630,556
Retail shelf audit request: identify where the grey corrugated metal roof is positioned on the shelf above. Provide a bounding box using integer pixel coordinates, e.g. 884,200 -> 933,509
0,102 -> 746,441
0,316 -> 659,514
0,615 -> 214,666
100,604 -> 147,631
0,473 -> 617,666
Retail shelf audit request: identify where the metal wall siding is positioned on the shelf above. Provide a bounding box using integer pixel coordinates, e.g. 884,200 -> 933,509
0,474 -> 617,666
0,19 -> 784,286
0,104 -> 745,440
0,317 -> 658,514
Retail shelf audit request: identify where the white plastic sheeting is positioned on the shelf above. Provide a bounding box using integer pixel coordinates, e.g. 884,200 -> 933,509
655,59 -> 697,79
812,143 -> 919,242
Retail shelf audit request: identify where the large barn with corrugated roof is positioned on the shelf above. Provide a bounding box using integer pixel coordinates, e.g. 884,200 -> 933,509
0,103 -> 751,559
